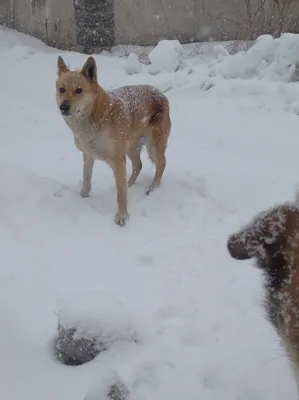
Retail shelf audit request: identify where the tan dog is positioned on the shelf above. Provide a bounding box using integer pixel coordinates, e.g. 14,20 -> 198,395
227,200 -> 299,393
56,56 -> 171,226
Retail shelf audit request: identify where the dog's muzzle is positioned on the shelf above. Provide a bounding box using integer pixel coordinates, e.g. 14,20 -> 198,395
59,101 -> 71,116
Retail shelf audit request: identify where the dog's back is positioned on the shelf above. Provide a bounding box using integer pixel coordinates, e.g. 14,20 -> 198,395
110,84 -> 170,127
227,203 -> 299,391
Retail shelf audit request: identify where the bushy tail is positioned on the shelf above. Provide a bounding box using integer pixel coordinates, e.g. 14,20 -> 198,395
149,104 -> 165,125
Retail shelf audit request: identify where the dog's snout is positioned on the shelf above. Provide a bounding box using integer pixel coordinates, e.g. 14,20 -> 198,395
59,101 -> 70,115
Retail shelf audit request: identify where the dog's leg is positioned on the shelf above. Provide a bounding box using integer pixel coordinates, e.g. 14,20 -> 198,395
127,141 -> 142,187
112,156 -> 128,226
80,152 -> 95,198
145,126 -> 168,195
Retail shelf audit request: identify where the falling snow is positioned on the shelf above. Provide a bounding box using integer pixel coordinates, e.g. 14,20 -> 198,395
1,26 -> 299,400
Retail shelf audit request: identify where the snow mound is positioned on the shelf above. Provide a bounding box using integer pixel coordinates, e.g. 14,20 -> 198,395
55,290 -> 138,365
0,26 -> 53,53
148,39 -> 191,74
125,53 -> 143,75
209,33 -> 299,82
212,44 -> 230,58
85,371 -> 130,400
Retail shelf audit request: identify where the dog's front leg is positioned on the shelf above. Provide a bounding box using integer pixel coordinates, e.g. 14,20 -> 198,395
112,155 -> 128,226
80,152 -> 95,198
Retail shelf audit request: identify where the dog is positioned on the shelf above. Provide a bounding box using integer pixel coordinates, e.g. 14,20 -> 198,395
227,199 -> 299,393
56,56 -> 171,226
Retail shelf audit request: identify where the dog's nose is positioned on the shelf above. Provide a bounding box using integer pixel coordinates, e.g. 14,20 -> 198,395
59,101 -> 70,114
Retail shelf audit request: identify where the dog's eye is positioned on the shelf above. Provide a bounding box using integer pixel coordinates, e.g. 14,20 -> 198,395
59,87 -> 65,93
75,88 -> 83,94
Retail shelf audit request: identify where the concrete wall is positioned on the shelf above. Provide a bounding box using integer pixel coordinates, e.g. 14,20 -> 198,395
0,0 -> 298,52
114,0 -> 249,45
0,0 -> 76,48
115,0 -> 299,45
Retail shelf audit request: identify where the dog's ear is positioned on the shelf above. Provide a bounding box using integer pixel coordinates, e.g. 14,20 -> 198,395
57,56 -> 69,76
81,56 -> 97,82
227,206 -> 288,262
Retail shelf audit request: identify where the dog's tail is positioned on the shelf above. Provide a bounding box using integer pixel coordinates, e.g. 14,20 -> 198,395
149,104 -> 164,125
149,96 -> 169,126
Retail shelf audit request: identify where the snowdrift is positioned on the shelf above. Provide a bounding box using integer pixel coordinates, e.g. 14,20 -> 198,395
124,34 -> 299,85
209,33 -> 299,82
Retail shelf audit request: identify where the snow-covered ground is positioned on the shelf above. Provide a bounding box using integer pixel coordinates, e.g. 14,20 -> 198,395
1,26 -> 299,399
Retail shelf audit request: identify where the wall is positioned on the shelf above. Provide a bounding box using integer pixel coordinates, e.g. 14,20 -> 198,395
0,0 -> 298,52
114,0 -> 247,45
114,0 -> 299,45
0,0 -> 76,49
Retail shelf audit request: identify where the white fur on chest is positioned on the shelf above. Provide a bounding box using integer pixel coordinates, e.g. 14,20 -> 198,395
64,115 -> 114,160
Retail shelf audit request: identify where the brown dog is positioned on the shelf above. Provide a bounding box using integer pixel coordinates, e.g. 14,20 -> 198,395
56,56 -> 171,226
227,200 -> 299,393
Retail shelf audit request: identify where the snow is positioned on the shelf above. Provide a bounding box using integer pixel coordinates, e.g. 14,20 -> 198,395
85,370 -> 130,400
148,39 -> 190,74
125,53 -> 143,75
1,25 -> 299,399
209,33 -> 299,81
57,290 -> 138,345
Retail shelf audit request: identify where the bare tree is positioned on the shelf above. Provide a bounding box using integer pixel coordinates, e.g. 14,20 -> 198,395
270,0 -> 298,35
213,0 -> 298,46
241,0 -> 297,39
243,0 -> 268,39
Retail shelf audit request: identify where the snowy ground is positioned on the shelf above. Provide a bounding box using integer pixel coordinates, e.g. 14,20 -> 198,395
1,26 -> 299,399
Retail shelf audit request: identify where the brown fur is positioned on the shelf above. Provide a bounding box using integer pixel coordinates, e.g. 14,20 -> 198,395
56,56 -> 171,226
227,201 -> 299,392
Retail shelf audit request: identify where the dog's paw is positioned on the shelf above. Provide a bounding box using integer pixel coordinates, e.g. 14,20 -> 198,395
127,178 -> 135,188
79,188 -> 90,198
115,212 -> 129,226
145,184 -> 158,196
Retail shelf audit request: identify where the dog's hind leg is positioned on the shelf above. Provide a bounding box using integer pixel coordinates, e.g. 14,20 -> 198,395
145,124 -> 169,195
127,139 -> 143,187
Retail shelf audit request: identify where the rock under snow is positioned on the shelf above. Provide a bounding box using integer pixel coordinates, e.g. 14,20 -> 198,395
148,39 -> 189,74
55,290 -> 138,365
85,371 -> 130,400
290,61 -> 299,82
124,53 -> 142,75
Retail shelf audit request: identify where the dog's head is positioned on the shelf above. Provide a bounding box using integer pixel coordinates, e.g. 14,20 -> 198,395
227,204 -> 299,277
56,56 -> 98,117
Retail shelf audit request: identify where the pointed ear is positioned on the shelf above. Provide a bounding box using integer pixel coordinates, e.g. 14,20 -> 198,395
81,56 -> 97,82
57,56 -> 69,76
